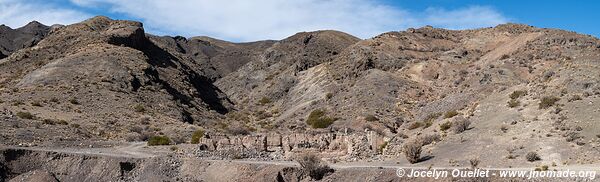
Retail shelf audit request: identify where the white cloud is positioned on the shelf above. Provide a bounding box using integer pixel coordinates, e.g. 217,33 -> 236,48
71,0 -> 509,41
0,0 -> 90,28
422,6 -> 509,30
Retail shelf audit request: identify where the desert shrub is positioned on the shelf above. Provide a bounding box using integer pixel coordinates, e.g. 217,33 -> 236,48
403,141 -> 422,164
565,132 -> 580,142
423,112 -> 441,123
417,134 -> 440,146
507,99 -> 520,108
296,153 -> 334,180
43,119 -> 56,125
444,110 -> 459,119
306,109 -> 336,128
69,98 -> 80,105
378,141 -> 388,154
228,125 -> 251,135
500,54 -> 510,60
509,90 -> 527,99
423,120 -> 433,128
526,151 -> 540,162
12,100 -> 24,106
134,104 -> 145,112
452,117 -> 471,134
500,125 -> 509,133
147,136 -> 171,146
31,101 -> 42,107
469,158 -> 480,168
539,96 -> 560,109
170,146 -> 179,151
16,112 -> 34,119
407,122 -> 422,130
568,95 -> 582,102
57,120 -> 68,125
440,121 -> 452,131
365,114 -> 379,121
49,97 -> 59,103
258,97 -> 271,105
325,93 -> 333,100
71,123 -> 80,128
191,129 -> 205,144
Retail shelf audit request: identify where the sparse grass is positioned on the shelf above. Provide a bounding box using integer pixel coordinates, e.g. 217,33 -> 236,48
365,114 -> 379,121
526,151 -> 541,162
403,141 -> 422,164
134,104 -> 145,112
306,109 -> 336,128
507,99 -> 520,108
16,112 -> 34,119
443,110 -> 459,119
147,136 -> 171,146
191,129 -> 205,144
258,97 -> 271,105
509,90 -> 527,99
539,96 -> 560,109
440,121 -> 452,131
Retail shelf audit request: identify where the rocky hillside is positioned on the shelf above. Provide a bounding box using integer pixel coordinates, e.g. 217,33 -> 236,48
2,16 -> 600,170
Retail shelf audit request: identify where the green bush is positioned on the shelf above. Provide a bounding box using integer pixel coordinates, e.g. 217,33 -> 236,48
306,109 -> 336,128
440,121 -> 452,131
507,99 -> 520,108
365,114 -> 379,121
509,90 -> 527,99
16,112 -> 34,119
258,97 -> 271,105
443,110 -> 459,119
147,136 -> 171,146
191,129 -> 205,144
539,96 -> 560,109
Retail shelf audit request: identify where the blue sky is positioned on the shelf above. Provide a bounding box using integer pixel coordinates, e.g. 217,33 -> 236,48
0,0 -> 598,42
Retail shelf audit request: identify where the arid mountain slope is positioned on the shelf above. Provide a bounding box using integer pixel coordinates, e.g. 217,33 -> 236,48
0,16 -> 233,145
0,21 -> 50,59
2,17 -> 600,170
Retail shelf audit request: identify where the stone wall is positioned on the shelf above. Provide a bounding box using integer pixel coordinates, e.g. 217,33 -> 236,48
195,130 -> 401,160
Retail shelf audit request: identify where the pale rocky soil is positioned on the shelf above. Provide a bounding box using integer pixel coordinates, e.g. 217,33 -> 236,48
2,16 -> 600,181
